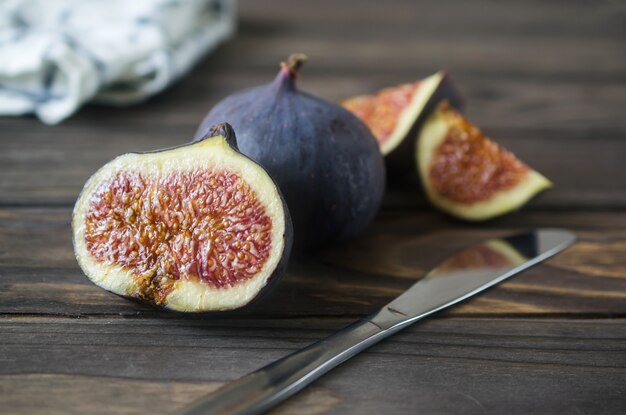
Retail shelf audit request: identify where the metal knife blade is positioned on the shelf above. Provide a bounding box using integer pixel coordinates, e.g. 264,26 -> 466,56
369,228 -> 575,330
176,228 -> 575,415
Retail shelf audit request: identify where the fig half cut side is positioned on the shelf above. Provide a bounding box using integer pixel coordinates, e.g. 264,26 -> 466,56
72,124 -> 292,312
417,103 -> 551,221
342,71 -> 463,173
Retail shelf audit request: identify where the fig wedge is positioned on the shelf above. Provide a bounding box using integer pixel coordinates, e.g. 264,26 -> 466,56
417,103 -> 551,220
343,71 -> 463,173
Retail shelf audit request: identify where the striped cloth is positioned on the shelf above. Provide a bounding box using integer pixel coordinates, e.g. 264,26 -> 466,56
0,0 -> 235,124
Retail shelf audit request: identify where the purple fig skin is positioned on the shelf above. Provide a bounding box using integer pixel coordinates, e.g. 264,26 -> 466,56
195,55 -> 386,250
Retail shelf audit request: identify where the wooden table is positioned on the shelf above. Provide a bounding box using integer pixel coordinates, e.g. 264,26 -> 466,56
1,1 -> 625,413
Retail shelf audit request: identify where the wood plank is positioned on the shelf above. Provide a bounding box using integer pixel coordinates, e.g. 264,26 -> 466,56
1,317 -> 624,414
1,208 -> 624,317
0,374 -> 337,415
239,0 -> 625,42
229,0 -> 626,79
0,1 -> 624,208
1,107 -> 624,209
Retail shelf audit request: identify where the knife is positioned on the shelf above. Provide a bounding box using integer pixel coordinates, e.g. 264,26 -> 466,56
176,228 -> 575,415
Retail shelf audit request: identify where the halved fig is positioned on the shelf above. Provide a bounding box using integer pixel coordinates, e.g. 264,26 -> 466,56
72,124 -> 292,312
342,71 -> 463,172
418,103 -> 551,220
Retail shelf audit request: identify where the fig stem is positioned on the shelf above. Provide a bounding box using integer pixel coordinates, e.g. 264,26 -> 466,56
281,53 -> 307,79
206,122 -> 239,150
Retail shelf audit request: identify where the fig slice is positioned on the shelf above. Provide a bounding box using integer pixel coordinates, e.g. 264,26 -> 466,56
342,71 -> 463,164
417,102 -> 551,220
72,123 -> 292,312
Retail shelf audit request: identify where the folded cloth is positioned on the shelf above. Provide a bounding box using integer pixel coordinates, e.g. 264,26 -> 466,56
0,0 -> 235,124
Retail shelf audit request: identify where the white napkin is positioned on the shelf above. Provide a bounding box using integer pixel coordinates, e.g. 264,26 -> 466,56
0,0 -> 235,124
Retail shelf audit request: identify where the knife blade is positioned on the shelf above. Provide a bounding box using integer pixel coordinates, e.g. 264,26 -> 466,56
176,228 -> 575,415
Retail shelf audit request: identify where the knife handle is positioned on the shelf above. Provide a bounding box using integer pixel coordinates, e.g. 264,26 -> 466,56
176,319 -> 385,415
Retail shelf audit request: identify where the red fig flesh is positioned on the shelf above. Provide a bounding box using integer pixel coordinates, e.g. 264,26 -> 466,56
342,71 -> 463,174
417,103 -> 551,220
73,124 -> 292,311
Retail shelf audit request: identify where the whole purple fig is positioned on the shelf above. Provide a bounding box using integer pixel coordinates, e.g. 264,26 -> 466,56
195,54 -> 385,250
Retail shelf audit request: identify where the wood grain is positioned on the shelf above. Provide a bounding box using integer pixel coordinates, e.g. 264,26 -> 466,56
0,374 -> 338,415
2,120 -> 624,209
1,317 -> 624,414
0,2 -> 625,208
1,208 -> 625,318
